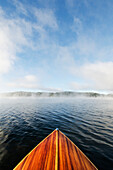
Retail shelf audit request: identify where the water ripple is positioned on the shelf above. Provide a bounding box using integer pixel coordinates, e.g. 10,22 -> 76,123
0,98 -> 113,169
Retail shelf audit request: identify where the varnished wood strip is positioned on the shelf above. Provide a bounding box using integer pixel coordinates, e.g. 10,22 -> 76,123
14,130 -> 57,170
55,129 -> 58,170
44,130 -> 56,169
58,130 -> 97,170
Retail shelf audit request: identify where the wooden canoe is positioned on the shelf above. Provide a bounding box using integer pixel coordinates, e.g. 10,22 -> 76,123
14,129 -> 97,170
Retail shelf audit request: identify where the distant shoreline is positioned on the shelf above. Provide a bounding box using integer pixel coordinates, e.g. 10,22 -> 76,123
0,91 -> 113,98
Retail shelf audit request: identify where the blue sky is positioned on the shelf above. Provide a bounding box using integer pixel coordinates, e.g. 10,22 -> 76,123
0,0 -> 113,93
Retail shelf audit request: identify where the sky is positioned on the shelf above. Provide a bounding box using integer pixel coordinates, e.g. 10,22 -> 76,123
0,0 -> 113,93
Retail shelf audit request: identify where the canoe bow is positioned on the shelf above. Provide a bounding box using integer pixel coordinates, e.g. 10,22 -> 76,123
14,129 -> 97,170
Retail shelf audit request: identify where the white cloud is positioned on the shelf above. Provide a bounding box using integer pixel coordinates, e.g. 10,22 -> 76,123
0,6 -> 4,16
25,75 -> 37,82
38,87 -> 62,92
8,83 -> 39,89
0,26 -> 15,74
71,82 -> 91,90
0,4 -> 58,76
34,8 -> 58,30
56,46 -> 75,66
75,36 -> 96,56
0,4 -> 59,92
54,27 -> 113,92
70,62 -> 113,91
7,75 -> 39,89
72,17 -> 82,34
13,1 -> 58,30
6,74 -> 62,92
0,8 -> 34,75
13,0 -> 28,15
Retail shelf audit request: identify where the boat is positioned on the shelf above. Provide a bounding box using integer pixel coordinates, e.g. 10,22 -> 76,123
14,128 -> 97,170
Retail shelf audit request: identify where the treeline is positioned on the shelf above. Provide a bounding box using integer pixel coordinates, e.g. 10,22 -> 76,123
0,91 -> 107,97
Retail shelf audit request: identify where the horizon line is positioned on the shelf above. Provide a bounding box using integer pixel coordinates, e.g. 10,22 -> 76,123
0,90 -> 112,95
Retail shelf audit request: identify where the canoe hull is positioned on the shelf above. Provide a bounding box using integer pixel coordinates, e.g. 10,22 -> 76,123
14,129 -> 97,170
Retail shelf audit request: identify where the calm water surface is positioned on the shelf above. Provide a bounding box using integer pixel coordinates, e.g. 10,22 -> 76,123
0,97 -> 113,170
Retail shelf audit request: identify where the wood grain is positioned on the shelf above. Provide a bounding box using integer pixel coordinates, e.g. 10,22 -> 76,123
58,130 -> 97,170
14,130 -> 56,170
14,129 -> 97,170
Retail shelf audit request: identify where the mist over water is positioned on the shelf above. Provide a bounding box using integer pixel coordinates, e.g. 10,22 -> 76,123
0,97 -> 113,170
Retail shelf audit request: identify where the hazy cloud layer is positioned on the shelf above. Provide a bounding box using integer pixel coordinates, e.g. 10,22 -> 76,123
0,2 -> 58,91
0,0 -> 113,92
7,74 -> 61,92
70,62 -> 113,91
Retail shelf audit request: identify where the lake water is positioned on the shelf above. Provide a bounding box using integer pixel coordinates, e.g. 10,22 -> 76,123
0,97 -> 113,170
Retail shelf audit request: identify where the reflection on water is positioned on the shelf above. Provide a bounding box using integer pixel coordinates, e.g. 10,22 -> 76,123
0,97 -> 113,170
